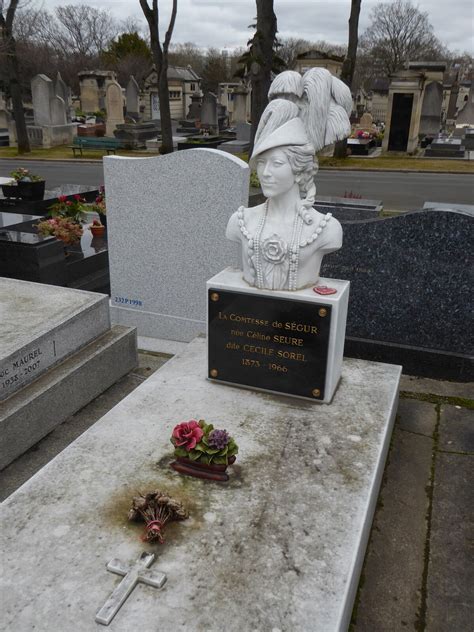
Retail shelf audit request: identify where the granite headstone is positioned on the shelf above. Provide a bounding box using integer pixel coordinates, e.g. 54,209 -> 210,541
321,209 -> 473,379
201,92 -> 218,132
106,81 -> 125,136
104,149 -> 249,340
50,95 -> 67,126
31,74 -> 54,126
126,76 -> 140,119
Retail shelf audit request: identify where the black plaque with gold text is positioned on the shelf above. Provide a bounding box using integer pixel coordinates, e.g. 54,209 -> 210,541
208,288 -> 332,400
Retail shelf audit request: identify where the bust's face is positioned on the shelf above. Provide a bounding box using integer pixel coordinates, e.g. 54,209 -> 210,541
255,148 -> 296,199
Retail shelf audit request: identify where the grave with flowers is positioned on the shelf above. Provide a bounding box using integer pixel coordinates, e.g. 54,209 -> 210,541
2,69 -> 402,632
0,185 -> 109,292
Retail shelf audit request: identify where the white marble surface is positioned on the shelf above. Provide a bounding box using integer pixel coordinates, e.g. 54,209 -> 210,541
0,278 -> 110,400
1,337 -> 401,632
207,267 -> 349,403
105,149 -> 249,341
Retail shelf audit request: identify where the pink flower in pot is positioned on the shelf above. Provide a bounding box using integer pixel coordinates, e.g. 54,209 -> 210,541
171,420 -> 204,451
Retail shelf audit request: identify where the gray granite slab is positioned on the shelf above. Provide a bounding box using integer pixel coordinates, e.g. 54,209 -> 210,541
321,209 -> 474,356
0,278 -> 110,400
1,338 -> 400,632
0,325 -> 137,469
105,149 -> 249,340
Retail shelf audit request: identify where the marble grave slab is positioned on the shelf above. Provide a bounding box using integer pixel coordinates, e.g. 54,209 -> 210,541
1,338 -> 401,632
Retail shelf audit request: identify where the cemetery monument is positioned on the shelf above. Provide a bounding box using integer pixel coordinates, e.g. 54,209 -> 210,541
1,67 -> 402,632
209,69 -> 352,402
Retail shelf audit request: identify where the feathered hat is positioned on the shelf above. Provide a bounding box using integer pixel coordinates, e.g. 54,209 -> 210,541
251,68 -> 352,162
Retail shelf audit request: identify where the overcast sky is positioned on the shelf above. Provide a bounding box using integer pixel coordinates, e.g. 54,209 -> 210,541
44,0 -> 474,54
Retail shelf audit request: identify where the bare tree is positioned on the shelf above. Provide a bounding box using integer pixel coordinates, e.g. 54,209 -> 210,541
278,37 -> 311,70
0,0 -> 30,153
334,0 -> 362,159
54,4 -> 118,57
139,0 -> 177,154
361,0 -> 445,77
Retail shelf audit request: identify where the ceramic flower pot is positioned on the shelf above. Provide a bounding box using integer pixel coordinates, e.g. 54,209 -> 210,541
90,225 -> 105,237
170,455 -> 236,482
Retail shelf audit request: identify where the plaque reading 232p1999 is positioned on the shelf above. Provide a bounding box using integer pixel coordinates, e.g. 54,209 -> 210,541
208,288 -> 332,400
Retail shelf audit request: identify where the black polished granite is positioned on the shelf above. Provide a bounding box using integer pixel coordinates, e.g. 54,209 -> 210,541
321,209 -> 473,380
0,212 -> 109,293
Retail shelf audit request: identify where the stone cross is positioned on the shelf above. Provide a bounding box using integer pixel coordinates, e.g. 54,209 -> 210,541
95,551 -> 167,626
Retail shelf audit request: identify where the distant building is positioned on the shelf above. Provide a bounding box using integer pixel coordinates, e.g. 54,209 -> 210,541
294,50 -> 344,77
143,65 -> 201,120
218,82 -> 251,124
78,70 -> 117,113
369,77 -> 390,123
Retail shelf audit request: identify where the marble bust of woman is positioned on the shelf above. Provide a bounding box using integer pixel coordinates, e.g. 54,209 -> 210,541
226,69 -> 352,291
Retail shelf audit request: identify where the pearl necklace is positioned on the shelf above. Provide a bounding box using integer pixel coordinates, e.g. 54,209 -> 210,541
237,203 -> 332,290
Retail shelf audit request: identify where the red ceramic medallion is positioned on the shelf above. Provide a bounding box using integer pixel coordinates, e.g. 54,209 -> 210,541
313,285 -> 337,295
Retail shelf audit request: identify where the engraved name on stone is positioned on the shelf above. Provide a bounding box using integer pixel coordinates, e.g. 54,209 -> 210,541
1,346 -> 44,392
95,552 -> 167,626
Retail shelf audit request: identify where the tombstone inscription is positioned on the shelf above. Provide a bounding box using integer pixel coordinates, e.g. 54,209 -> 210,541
208,270 -> 349,402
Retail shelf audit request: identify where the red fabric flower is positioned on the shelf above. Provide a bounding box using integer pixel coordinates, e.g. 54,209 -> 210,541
172,420 -> 203,451
73,194 -> 81,200
58,195 -> 67,203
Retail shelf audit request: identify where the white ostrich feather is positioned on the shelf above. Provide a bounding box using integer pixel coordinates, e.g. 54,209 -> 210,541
260,67 -> 352,153
268,71 -> 304,100
253,99 -> 300,150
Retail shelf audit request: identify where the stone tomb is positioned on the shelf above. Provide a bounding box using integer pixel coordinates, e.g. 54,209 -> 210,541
1,337 -> 401,631
0,278 -> 109,400
105,149 -> 249,340
321,209 -> 473,380
0,278 -> 137,468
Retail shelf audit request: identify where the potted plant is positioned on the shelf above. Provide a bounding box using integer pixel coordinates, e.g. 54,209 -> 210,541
170,419 -> 238,481
36,217 -> 83,245
6,167 -> 46,201
87,186 -> 107,226
90,218 -> 105,237
48,194 -> 87,224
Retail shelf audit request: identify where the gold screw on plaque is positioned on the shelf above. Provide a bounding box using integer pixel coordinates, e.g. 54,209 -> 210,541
210,369 -> 218,378
210,292 -> 219,302
318,308 -> 327,317
312,388 -> 321,398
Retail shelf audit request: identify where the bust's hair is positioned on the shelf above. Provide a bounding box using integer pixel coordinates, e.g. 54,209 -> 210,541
282,144 -> 318,210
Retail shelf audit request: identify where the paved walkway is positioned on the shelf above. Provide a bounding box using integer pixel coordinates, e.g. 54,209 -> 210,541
1,352 -> 472,631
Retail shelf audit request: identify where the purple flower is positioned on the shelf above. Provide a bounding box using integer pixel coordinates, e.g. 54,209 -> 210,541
208,429 -> 230,450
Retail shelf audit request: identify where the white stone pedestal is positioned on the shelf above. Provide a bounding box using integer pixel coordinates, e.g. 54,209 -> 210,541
207,267 -> 349,403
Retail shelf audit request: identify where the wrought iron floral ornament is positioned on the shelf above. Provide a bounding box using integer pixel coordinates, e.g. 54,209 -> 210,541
170,419 -> 239,481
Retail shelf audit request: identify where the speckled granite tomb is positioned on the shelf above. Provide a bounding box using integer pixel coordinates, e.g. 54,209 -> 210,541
321,209 -> 473,380
105,149 -> 249,340
0,277 -> 110,400
1,338 -> 401,632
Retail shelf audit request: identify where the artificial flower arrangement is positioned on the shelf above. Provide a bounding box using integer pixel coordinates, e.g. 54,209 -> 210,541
9,167 -> 44,182
48,194 -> 86,224
36,217 -> 83,245
2,167 -> 46,201
170,419 -> 238,481
88,185 -> 106,216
